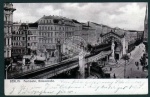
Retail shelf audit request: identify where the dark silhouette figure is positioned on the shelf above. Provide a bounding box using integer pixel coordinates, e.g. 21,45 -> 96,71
110,67 -> 112,71
114,73 -> 116,78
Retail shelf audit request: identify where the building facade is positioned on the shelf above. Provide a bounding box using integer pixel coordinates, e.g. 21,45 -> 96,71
4,3 -> 16,58
27,23 -> 39,55
12,22 -> 28,57
125,30 -> 143,53
37,15 -> 81,56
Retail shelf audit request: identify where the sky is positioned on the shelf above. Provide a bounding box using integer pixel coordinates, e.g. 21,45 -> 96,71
13,3 -> 147,31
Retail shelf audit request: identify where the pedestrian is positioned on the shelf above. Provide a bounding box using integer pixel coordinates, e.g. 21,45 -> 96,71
114,73 -> 116,78
27,65 -> 29,69
142,66 -> 144,71
135,62 -> 136,65
110,67 -> 112,71
137,62 -> 139,66
116,61 -> 118,64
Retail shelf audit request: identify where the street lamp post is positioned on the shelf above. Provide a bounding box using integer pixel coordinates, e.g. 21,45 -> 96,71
5,64 -> 11,79
124,60 -> 126,78
122,54 -> 129,78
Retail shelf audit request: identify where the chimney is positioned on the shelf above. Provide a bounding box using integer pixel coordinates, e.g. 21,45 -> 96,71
88,21 -> 90,27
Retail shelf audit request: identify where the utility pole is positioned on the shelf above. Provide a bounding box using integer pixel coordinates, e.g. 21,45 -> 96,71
124,60 -> 126,78
122,54 -> 129,78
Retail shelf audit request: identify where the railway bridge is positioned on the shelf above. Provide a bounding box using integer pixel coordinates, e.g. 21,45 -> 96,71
8,31 -> 132,79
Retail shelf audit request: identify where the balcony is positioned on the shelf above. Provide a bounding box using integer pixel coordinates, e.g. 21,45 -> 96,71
4,21 -> 13,25
4,33 -> 12,38
4,45 -> 12,49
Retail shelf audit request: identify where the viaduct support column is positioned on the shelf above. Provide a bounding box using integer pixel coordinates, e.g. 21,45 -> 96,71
122,37 -> 126,55
56,40 -> 62,62
111,38 -> 115,59
79,49 -> 86,79
87,63 -> 91,77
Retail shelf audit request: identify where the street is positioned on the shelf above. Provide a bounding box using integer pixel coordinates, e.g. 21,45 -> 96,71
110,43 -> 148,78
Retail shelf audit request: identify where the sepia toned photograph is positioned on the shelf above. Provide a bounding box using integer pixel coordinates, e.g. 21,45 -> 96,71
4,2 -> 148,79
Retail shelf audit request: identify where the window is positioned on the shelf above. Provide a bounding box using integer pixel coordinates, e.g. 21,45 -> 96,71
14,37 -> 17,41
22,37 -> 25,40
51,32 -> 52,37
39,20 -> 41,23
51,38 -> 53,43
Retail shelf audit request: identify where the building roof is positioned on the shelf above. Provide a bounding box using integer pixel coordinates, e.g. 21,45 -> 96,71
72,19 -> 82,24
4,3 -> 16,11
90,22 -> 112,28
114,31 -> 125,36
128,30 -> 140,32
28,23 -> 38,27
91,22 -> 102,26
101,31 -> 125,38
42,15 -> 61,19
37,15 -> 73,22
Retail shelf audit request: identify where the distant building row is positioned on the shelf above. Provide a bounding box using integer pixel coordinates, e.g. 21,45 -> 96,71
4,3 -> 145,59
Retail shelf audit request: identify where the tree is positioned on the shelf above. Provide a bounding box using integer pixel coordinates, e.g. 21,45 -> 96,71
122,54 -> 130,78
